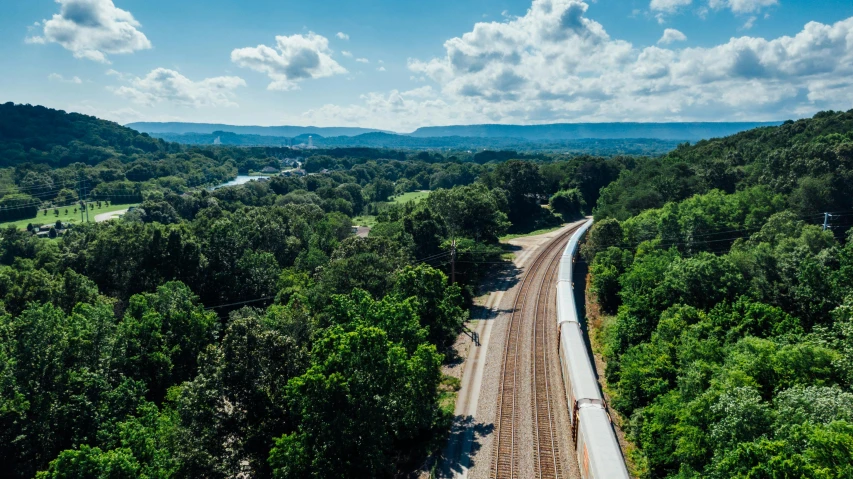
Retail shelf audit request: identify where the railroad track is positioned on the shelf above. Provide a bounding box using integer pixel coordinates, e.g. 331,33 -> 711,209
532,237 -> 563,479
490,225 -> 578,479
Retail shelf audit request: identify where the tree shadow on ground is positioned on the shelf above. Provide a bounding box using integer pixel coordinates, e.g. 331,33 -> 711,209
437,415 -> 495,478
480,260 -> 521,293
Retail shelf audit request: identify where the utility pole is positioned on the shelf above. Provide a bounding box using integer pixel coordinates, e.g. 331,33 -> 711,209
82,176 -> 89,223
78,173 -> 85,223
450,238 -> 457,284
824,212 -> 832,231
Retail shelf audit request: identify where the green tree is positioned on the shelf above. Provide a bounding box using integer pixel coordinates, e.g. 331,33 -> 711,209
426,184 -> 509,243
392,264 -> 466,352
113,282 -> 218,401
269,324 -> 442,478
549,188 -> 586,220
487,159 -> 545,225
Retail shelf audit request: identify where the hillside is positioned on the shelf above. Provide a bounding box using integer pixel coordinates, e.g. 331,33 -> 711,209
127,122 -> 384,137
583,109 -> 853,479
0,102 -> 169,167
408,121 -> 783,141
595,109 -> 853,223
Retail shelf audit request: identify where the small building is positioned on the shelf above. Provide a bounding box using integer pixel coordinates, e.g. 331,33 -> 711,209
260,166 -> 280,174
284,169 -> 306,177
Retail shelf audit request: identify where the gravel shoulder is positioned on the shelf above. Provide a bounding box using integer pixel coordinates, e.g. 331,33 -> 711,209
94,208 -> 128,222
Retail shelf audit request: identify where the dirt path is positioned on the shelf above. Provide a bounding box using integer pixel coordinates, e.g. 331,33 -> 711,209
94,209 -> 128,222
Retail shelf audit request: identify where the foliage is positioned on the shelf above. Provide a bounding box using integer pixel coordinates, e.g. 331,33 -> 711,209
587,172 -> 853,477
549,188 -> 586,220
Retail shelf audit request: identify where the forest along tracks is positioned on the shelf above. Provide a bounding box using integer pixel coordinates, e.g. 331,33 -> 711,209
490,225 -> 579,479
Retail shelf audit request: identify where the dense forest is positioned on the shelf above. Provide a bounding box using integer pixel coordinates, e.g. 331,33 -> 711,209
585,109 -> 853,478
4,101 -> 852,478
0,103 -> 613,477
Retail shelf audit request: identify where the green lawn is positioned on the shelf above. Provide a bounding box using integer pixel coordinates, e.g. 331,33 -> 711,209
1,203 -> 137,230
352,215 -> 378,228
390,190 -> 430,205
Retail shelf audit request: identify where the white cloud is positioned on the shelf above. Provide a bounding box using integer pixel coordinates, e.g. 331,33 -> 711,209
300,87 -> 457,131
336,32 -> 349,40
356,58 -> 369,63
341,50 -> 353,57
231,32 -> 347,90
297,1 -> 853,129
28,0 -> 151,63
650,0 -> 692,13
111,68 -> 246,107
48,73 -> 83,84
658,28 -> 687,44
377,66 -> 386,72
710,0 -> 777,14
742,15 -> 757,29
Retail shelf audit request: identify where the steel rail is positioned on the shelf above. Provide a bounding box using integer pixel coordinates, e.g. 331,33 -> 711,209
490,224 -> 579,479
532,237 -> 565,479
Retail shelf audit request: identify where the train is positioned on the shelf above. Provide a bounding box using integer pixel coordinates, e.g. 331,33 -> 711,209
556,219 -> 631,479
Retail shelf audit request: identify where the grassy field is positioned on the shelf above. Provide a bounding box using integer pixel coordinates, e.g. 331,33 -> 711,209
438,374 -> 461,415
390,190 -> 430,204
0,203 -> 136,230
500,224 -> 567,242
352,215 -> 378,228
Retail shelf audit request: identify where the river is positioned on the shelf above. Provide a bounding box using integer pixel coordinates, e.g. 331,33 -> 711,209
212,175 -> 270,190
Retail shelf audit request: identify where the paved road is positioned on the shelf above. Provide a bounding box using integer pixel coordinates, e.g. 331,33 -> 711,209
94,209 -> 128,222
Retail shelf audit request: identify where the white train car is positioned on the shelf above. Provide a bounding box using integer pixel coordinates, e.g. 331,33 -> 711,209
556,219 -> 592,326
556,219 -> 630,479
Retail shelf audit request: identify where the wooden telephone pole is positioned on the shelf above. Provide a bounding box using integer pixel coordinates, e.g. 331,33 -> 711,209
450,238 -> 457,284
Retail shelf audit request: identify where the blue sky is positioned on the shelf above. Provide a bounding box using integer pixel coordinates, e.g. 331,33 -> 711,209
2,0 -> 853,131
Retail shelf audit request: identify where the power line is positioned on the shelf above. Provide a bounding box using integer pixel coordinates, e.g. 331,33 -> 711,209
414,251 -> 452,264
205,296 -> 276,310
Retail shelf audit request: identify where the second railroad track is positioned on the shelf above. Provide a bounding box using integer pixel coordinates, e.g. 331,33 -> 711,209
490,224 -> 579,479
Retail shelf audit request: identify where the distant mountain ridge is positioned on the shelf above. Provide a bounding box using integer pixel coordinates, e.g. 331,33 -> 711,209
129,121 -> 784,142
126,122 -> 385,138
152,130 -> 682,155
407,122 -> 784,141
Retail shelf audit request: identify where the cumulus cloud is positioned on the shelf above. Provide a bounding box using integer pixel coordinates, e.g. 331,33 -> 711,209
231,32 -> 347,90
658,28 -> 687,44
111,68 -> 246,107
336,32 -> 349,40
300,87 -> 457,131
377,66 -> 386,72
710,0 -> 777,14
48,73 -> 83,84
356,58 -> 369,63
298,0 -> 853,129
650,0 -> 692,13
342,50 -> 353,57
27,0 -> 151,63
